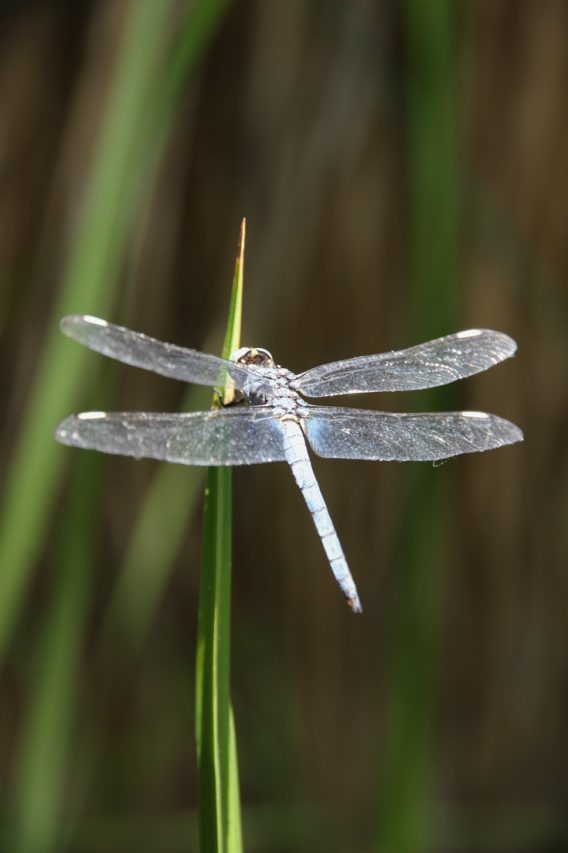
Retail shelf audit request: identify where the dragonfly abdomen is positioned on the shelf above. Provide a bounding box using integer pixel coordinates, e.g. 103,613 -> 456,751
281,418 -> 363,613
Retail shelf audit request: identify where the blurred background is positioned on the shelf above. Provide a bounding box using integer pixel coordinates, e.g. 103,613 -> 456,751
0,1 -> 566,851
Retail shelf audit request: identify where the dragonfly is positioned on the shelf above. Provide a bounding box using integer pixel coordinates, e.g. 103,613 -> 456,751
55,315 -> 523,613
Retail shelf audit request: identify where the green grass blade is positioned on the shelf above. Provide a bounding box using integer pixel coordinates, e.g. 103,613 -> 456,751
164,0 -> 234,107
196,466 -> 234,850
12,454 -> 99,853
0,0 -> 178,665
220,220 -> 245,362
195,220 -> 245,853
227,708 -> 243,848
377,3 -> 459,851
0,0 -> 234,669
88,1 -> 235,652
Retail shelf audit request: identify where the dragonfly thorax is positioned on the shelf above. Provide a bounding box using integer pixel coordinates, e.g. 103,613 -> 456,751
229,346 -> 303,414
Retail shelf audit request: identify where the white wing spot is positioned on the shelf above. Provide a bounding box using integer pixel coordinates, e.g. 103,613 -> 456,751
78,411 -> 107,420
456,329 -> 482,339
83,315 -> 108,327
341,428 -> 352,435
462,411 -> 490,419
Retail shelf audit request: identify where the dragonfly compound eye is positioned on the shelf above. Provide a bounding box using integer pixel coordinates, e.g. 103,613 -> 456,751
231,346 -> 274,367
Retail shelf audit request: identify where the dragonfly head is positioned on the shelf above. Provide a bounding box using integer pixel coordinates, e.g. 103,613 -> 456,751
230,346 -> 275,368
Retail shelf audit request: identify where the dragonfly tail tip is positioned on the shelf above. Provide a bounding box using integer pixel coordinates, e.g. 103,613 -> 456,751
348,595 -> 363,614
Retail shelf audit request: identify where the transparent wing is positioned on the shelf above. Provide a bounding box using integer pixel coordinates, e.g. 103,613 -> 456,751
61,315 -> 275,392
55,408 -> 287,465
303,406 -> 523,461
293,330 -> 517,397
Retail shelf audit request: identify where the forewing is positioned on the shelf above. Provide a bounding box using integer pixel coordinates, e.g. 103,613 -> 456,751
61,315 -> 273,392
303,406 -> 523,461
55,408 -> 287,465
293,330 -> 517,397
